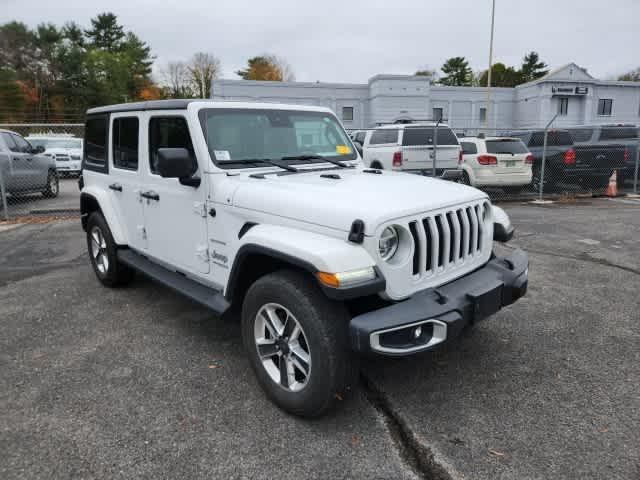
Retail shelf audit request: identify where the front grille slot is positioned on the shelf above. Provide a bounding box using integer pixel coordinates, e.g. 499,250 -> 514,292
408,201 -> 487,279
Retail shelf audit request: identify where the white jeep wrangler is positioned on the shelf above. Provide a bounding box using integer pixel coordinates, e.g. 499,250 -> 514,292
80,100 -> 528,417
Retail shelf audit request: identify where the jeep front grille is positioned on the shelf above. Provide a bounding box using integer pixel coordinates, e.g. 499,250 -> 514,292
407,201 -> 489,277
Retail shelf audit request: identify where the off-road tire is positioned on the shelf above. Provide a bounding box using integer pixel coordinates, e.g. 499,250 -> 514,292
86,212 -> 134,287
42,170 -> 59,198
241,269 -> 358,417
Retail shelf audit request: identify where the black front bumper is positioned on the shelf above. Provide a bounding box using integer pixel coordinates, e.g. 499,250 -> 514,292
349,249 -> 528,356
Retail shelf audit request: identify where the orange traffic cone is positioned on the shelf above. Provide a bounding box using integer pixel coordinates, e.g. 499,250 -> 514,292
606,170 -> 618,197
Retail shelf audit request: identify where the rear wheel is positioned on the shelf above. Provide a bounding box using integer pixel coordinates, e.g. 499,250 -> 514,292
241,269 -> 357,417
370,161 -> 383,170
42,170 -> 59,198
86,212 -> 134,287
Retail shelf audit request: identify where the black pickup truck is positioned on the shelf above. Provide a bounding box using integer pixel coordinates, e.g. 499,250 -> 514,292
566,125 -> 638,184
505,129 -> 627,190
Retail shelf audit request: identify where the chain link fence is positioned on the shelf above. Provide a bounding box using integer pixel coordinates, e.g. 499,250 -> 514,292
348,122 -> 639,203
1,121 -> 638,221
0,124 -> 84,221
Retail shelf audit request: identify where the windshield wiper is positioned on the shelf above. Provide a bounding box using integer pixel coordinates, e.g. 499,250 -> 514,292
281,154 -> 354,168
218,158 -> 299,172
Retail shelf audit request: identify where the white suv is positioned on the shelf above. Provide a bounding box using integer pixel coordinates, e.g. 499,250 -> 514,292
27,135 -> 83,177
459,136 -> 533,193
361,123 -> 462,180
80,100 -> 528,417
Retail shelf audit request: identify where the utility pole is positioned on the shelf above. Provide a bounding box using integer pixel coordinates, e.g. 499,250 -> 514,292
485,0 -> 496,133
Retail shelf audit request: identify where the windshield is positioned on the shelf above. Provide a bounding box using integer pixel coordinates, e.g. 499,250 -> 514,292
486,139 -> 528,154
28,138 -> 82,149
199,108 -> 357,168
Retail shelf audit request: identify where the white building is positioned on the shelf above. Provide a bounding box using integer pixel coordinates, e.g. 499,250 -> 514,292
212,63 -> 640,131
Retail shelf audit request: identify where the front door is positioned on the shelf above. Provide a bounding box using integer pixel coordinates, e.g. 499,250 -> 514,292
108,114 -> 147,250
1,133 -> 30,190
140,113 -> 209,275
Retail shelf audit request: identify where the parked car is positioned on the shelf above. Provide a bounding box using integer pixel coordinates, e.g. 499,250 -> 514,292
361,123 -> 462,180
0,129 -> 59,202
459,136 -> 533,193
504,129 -> 627,190
80,100 -> 527,417
26,135 -> 83,177
566,124 -> 638,184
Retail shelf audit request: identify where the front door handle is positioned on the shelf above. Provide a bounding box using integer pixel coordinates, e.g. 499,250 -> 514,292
109,183 -> 123,192
140,190 -> 159,201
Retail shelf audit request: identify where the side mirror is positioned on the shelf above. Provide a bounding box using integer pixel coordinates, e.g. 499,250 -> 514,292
157,148 -> 200,187
32,145 -> 45,154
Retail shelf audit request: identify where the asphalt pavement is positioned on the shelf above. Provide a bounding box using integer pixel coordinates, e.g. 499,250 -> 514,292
1,198 -> 639,479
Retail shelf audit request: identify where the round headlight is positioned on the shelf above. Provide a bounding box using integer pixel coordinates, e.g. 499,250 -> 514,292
379,226 -> 399,261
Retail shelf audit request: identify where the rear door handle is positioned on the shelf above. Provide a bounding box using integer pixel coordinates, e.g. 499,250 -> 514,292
140,190 -> 159,201
109,183 -> 123,192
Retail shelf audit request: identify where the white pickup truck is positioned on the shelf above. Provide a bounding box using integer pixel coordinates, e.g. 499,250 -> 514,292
79,100 -> 528,417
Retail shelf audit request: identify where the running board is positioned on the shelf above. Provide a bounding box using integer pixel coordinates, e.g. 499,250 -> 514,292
117,249 -> 230,315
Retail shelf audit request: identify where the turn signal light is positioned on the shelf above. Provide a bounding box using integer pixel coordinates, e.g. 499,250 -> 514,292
317,267 -> 376,288
477,155 -> 498,165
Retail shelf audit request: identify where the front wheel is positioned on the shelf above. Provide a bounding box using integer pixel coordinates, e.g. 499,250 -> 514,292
241,270 -> 357,417
42,170 -> 59,198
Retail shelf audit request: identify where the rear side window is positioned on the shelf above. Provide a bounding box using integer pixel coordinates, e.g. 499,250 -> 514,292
112,117 -> 139,170
149,117 -> 195,174
369,129 -> 398,145
84,116 -> 109,172
485,139 -> 528,154
460,142 -> 477,154
402,127 -> 459,146
568,128 -> 593,142
528,131 -> 573,147
599,127 -> 638,140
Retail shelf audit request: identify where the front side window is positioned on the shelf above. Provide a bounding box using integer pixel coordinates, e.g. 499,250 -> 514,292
342,106 -> 354,122
11,134 -> 31,152
149,117 -> 195,174
558,97 -> 569,116
401,127 -> 459,146
199,108 -> 357,168
85,116 -> 108,170
597,99 -> 613,116
112,117 -> 139,170
485,139 -> 528,154
2,133 -> 19,152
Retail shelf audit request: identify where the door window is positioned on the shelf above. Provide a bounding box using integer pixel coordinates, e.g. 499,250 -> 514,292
2,133 -> 19,152
149,117 -> 195,174
112,117 -> 140,170
460,142 -> 477,154
12,134 -> 31,153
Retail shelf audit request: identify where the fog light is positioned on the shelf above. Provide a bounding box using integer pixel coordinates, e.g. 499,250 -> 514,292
413,326 -> 422,340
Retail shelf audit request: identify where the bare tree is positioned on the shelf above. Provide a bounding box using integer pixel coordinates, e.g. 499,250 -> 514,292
161,61 -> 192,98
188,52 -> 221,98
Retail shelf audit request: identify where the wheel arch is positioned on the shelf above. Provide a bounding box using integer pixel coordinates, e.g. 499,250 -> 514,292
80,188 -> 127,245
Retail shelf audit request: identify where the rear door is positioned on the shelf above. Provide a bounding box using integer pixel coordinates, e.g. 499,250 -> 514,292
484,138 -> 529,174
401,127 -> 460,170
108,114 -> 147,251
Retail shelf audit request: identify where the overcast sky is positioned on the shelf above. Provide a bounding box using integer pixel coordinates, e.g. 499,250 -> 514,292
5,0 -> 639,83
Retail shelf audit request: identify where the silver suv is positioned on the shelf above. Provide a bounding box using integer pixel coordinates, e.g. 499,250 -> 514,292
0,129 -> 59,205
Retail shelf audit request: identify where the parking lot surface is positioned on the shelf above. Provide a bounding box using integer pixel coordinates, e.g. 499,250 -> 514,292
3,178 -> 79,218
1,198 -> 639,479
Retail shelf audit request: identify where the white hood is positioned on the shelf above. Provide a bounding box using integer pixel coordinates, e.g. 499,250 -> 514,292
229,168 -> 487,235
